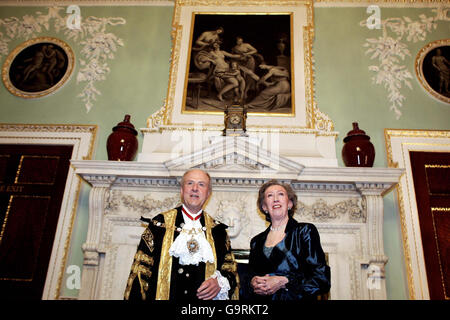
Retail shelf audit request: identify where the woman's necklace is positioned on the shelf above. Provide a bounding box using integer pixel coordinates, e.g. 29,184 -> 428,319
270,224 -> 286,231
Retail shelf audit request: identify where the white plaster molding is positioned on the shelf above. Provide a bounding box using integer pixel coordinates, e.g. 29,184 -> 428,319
0,0 -> 174,5
0,7 -> 126,112
315,0 -> 449,8
360,6 -> 449,119
2,0 -> 444,9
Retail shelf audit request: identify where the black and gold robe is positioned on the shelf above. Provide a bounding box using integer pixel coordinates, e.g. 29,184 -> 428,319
124,206 -> 239,300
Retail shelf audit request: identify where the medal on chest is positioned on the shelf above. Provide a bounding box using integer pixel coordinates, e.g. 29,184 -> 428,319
184,226 -> 206,254
186,228 -> 199,254
187,238 -> 199,254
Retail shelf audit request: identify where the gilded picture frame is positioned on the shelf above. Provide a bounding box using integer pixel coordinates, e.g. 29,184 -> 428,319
148,0 -> 319,131
2,37 -> 75,99
415,39 -> 450,104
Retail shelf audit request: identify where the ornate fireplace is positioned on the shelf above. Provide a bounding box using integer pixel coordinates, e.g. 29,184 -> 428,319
72,135 -> 402,300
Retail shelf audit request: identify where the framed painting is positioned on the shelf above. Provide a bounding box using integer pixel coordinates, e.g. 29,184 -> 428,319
415,39 -> 450,104
184,13 -> 293,116
148,0 -> 319,131
2,37 -> 75,99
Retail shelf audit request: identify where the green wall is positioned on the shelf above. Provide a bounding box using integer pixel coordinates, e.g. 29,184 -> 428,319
0,5 -> 174,298
0,4 -> 448,299
314,7 -> 449,299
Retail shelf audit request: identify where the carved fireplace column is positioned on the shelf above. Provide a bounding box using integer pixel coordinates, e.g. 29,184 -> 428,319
78,176 -> 116,300
356,183 -> 391,300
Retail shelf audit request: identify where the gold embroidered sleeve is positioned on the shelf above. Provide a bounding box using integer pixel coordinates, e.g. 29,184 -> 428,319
221,252 -> 238,274
220,234 -> 239,300
124,249 -> 155,300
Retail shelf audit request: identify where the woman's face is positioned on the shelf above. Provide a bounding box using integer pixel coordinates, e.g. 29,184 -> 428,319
262,184 -> 292,221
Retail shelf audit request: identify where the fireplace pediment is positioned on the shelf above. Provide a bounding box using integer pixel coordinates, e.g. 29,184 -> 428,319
164,136 -> 304,179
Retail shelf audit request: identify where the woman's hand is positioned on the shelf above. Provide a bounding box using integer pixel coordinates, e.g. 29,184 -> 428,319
250,276 -> 267,295
251,275 -> 289,295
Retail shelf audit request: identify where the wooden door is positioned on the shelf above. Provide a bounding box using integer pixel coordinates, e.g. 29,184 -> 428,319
410,151 -> 449,300
0,144 -> 72,299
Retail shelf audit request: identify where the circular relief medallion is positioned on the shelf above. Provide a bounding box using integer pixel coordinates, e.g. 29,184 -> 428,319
415,39 -> 450,104
2,37 -> 75,99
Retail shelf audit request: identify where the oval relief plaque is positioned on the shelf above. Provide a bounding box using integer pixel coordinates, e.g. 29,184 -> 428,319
2,37 -> 75,99
415,39 -> 450,104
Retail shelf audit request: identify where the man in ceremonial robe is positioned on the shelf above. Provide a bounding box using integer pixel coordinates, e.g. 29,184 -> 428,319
124,169 -> 239,300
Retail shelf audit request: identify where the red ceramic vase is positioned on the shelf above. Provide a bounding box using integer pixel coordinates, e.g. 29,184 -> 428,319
106,115 -> 138,161
342,122 -> 375,167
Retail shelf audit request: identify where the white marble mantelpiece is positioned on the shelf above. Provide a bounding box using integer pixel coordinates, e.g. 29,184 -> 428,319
72,137 -> 402,300
139,126 -> 339,167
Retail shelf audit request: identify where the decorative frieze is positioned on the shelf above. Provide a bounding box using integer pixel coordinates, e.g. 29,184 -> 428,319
105,190 -> 180,217
296,198 -> 366,223
106,190 -> 366,224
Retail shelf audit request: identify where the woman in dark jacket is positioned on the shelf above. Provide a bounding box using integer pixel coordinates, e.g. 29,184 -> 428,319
247,180 -> 330,300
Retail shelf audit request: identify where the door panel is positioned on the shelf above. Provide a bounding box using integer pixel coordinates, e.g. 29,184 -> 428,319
0,195 -> 51,281
410,151 -> 449,300
0,144 -> 72,299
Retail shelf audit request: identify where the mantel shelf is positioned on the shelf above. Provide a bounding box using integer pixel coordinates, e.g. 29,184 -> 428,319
72,159 -> 403,188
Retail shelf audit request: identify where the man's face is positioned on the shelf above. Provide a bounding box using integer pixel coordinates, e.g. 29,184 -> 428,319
181,170 -> 211,213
